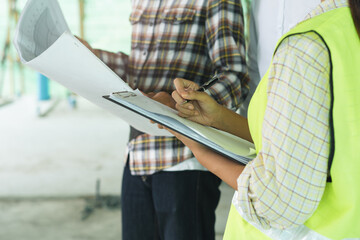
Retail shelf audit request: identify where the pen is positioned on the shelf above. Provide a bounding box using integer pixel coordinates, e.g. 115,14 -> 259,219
181,75 -> 219,105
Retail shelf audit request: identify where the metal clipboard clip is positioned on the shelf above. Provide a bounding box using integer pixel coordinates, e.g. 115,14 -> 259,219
111,91 -> 137,99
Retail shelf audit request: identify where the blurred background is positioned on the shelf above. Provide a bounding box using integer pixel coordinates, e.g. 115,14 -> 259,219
0,0 -> 132,99
0,0 -> 233,239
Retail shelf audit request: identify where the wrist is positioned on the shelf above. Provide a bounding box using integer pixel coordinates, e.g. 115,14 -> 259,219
209,105 -> 225,129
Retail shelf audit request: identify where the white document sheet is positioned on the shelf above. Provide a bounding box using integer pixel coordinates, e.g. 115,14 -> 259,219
13,0 -> 171,136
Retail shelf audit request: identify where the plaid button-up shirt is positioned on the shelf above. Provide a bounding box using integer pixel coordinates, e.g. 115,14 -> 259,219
97,0 -> 248,175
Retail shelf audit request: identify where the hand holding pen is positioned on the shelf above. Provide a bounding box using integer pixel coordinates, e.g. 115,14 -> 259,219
172,76 -> 222,126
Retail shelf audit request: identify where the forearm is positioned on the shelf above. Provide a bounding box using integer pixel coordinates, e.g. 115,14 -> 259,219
191,143 -> 245,190
212,105 -> 253,143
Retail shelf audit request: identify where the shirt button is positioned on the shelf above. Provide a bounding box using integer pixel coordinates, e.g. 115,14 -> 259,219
143,51 -> 147,56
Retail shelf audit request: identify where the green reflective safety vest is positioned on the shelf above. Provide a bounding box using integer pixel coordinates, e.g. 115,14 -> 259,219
224,7 -> 360,240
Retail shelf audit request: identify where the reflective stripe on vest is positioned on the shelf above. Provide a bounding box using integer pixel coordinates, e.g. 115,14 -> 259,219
224,7 -> 360,240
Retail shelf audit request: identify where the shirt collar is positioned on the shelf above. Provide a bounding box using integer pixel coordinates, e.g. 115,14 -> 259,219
304,0 -> 349,20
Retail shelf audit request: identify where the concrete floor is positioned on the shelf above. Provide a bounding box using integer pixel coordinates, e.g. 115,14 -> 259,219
0,95 -> 233,239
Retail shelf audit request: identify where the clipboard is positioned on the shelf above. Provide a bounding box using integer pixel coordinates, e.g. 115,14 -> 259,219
103,90 -> 255,165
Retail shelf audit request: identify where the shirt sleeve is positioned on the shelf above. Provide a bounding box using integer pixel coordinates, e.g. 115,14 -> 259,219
205,0 -> 249,110
96,49 -> 129,82
236,32 -> 331,229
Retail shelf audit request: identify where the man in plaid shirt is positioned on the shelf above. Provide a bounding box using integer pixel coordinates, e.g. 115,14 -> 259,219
84,0 -> 248,239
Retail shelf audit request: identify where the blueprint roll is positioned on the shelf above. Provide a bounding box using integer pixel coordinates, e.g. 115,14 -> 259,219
37,73 -> 50,100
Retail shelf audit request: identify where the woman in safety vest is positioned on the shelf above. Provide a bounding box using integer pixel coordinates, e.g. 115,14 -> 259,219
168,0 -> 360,239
